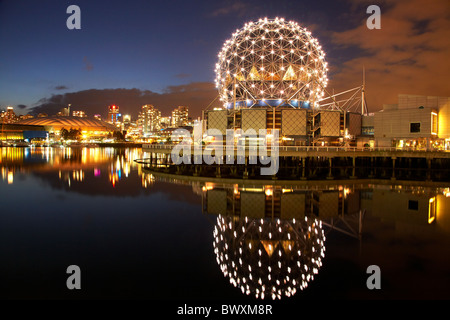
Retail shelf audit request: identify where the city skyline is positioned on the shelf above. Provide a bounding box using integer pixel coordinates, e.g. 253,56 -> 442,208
1,0 -> 449,119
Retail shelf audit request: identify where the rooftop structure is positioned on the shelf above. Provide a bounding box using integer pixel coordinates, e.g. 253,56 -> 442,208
15,116 -> 116,138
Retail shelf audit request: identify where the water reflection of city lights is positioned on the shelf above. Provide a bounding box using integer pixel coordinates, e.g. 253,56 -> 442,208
7,171 -> 13,184
0,147 -> 144,188
213,215 -> 326,300
443,188 -> 450,197
141,173 -> 155,188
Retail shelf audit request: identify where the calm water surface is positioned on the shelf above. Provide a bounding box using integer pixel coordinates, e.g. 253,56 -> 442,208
1,147 -> 449,300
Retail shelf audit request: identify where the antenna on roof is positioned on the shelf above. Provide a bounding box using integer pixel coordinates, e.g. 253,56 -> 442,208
361,66 -> 367,115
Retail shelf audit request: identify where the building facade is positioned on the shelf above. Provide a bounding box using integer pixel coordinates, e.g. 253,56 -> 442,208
171,106 -> 189,128
1,107 -> 19,124
107,105 -> 121,126
203,107 -> 361,146
138,104 -> 161,136
373,94 -> 450,150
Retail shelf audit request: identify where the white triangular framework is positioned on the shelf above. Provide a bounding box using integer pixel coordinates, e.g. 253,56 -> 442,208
316,67 -> 369,115
317,85 -> 368,115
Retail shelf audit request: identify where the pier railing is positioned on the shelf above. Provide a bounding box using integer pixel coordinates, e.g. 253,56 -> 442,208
142,144 -> 449,153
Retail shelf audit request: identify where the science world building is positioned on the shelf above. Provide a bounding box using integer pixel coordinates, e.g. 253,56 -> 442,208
203,17 -> 362,146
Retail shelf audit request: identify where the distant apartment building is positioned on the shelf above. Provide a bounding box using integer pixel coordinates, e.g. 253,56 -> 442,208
171,106 -> 189,127
159,116 -> 172,129
122,114 -> 132,131
1,107 -> 19,124
138,104 -> 161,136
72,110 -> 87,117
57,104 -> 71,117
19,114 -> 34,121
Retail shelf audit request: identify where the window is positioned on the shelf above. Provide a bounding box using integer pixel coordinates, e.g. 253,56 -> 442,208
410,122 -> 421,133
408,200 -> 419,210
431,113 -> 438,135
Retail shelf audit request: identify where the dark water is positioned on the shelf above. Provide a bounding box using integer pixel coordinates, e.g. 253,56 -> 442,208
1,147 -> 450,302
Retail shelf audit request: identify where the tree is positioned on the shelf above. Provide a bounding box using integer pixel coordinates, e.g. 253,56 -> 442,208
69,128 -> 81,141
112,131 -> 125,141
60,127 -> 81,141
60,128 -> 69,140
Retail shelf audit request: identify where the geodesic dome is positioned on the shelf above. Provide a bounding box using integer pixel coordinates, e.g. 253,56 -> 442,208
215,17 -> 328,109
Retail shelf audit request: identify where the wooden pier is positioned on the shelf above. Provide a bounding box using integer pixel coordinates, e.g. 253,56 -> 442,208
136,144 -> 450,182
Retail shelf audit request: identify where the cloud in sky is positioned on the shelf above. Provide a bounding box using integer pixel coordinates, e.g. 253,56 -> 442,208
54,85 -> 69,90
210,1 -> 249,17
174,73 -> 191,79
29,82 -> 219,119
328,0 -> 450,111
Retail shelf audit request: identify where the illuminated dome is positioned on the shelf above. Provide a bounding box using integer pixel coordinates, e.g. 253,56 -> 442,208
213,215 -> 326,300
16,116 -> 117,132
215,17 -> 328,109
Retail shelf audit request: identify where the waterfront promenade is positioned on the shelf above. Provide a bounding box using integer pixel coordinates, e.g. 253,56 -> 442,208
137,144 -> 450,182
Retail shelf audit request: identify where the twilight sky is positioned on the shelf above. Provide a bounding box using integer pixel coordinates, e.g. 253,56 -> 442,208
0,0 -> 448,118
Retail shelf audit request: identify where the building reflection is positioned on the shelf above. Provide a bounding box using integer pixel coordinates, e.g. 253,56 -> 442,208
214,214 -> 325,299
203,183 -> 357,299
202,183 -> 364,239
195,180 -> 450,299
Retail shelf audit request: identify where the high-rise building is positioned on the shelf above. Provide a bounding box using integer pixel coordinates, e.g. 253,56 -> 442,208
171,106 -> 189,127
159,116 -> 172,129
108,105 -> 121,125
57,105 -> 71,116
138,105 -> 161,135
1,107 -> 18,124
122,114 -> 132,131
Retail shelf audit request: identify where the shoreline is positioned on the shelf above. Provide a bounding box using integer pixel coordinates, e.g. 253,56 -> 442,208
141,166 -> 450,188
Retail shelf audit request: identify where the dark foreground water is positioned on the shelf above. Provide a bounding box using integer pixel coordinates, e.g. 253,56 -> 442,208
1,147 -> 450,303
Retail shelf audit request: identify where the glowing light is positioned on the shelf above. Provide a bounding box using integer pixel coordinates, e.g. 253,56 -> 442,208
213,214 -> 325,300
215,18 -> 328,106
428,197 -> 436,224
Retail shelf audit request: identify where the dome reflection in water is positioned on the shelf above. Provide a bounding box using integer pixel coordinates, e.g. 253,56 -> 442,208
213,215 -> 325,300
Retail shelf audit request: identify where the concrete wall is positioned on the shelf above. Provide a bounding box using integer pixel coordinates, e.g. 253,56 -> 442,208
374,107 -> 434,139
